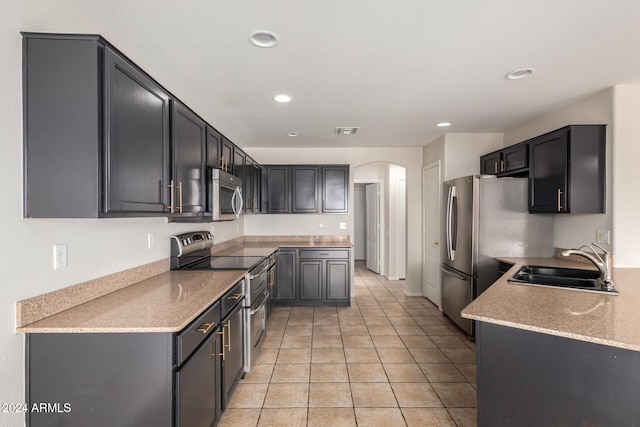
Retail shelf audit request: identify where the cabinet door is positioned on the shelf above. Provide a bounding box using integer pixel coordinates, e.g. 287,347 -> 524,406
322,166 -> 349,213
176,331 -> 221,427
291,166 -> 319,213
480,152 -> 501,175
529,129 -> 568,213
326,260 -> 350,301
276,250 -> 296,300
172,101 -> 206,214
206,127 -> 222,169
221,302 -> 245,410
244,157 -> 260,214
502,143 -> 528,173
232,147 -> 246,179
299,260 -> 323,300
267,166 -> 290,213
220,137 -> 234,173
105,48 -> 171,214
252,163 -> 263,214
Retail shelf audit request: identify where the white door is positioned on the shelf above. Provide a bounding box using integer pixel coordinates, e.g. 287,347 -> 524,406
396,178 -> 406,279
423,162 -> 442,307
365,183 -> 380,273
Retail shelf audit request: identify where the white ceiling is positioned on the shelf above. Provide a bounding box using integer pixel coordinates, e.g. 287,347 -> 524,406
75,0 -> 640,148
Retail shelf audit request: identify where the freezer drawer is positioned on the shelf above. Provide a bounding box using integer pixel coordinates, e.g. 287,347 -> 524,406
441,264 -> 475,337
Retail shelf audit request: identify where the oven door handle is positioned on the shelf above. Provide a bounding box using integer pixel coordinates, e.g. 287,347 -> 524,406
249,291 -> 269,315
250,265 -> 270,279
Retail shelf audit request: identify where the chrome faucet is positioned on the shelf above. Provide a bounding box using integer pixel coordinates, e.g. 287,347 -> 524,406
561,243 -> 616,293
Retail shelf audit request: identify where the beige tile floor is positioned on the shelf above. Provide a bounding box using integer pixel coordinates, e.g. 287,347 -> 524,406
219,261 -> 477,427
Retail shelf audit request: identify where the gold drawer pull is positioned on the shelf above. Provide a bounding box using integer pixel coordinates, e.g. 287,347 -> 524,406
196,322 -> 216,334
228,293 -> 242,300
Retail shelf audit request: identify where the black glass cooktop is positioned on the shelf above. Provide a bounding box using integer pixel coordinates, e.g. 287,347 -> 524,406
209,256 -> 265,270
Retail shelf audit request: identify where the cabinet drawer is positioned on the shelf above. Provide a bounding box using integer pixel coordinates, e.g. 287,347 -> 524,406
299,249 -> 350,259
222,279 -> 245,318
176,300 -> 221,366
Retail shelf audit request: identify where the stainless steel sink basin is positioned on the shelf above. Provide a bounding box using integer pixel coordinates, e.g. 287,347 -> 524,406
508,265 -> 617,293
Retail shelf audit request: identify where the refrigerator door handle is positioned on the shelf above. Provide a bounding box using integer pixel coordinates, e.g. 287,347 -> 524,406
446,185 -> 458,261
440,264 -> 468,281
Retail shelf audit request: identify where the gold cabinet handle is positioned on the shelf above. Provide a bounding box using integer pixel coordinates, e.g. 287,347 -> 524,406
196,322 -> 215,334
557,188 -> 563,212
216,328 -> 226,360
228,293 -> 242,300
167,180 -> 175,213
227,320 -> 232,352
494,162 -> 498,174
177,181 -> 183,213
500,160 -> 505,172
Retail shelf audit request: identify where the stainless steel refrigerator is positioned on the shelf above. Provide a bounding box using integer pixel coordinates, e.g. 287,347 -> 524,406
441,175 -> 553,338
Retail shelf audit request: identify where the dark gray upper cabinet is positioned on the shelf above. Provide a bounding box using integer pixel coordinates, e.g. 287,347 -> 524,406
528,125 -> 606,214
244,157 -> 262,214
105,48 -> 172,215
206,126 -> 222,169
266,166 -> 290,213
291,166 -> 319,213
23,34 -> 171,218
23,33 -> 171,218
265,164 -> 349,214
322,166 -> 349,213
171,101 -> 206,216
480,143 -> 528,176
221,137 -> 234,173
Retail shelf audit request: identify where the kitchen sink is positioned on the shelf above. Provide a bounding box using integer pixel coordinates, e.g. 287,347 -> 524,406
508,265 -> 617,294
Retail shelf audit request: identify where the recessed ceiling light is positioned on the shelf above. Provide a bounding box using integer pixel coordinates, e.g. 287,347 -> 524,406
249,31 -> 279,48
273,94 -> 292,103
287,132 -> 300,137
505,67 -> 536,80
436,122 -> 452,127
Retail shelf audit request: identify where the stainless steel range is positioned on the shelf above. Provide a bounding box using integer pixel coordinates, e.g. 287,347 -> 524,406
170,231 -> 268,372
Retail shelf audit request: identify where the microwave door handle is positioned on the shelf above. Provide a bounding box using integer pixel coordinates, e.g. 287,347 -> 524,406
233,187 -> 243,218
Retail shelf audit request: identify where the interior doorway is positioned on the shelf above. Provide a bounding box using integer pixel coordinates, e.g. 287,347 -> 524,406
353,162 -> 406,280
423,161 -> 442,308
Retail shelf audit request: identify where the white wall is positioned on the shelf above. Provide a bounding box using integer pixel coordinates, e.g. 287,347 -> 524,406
246,147 -> 424,295
0,4 -> 244,425
612,85 -> 640,267
443,133 -> 504,180
503,88 -> 614,253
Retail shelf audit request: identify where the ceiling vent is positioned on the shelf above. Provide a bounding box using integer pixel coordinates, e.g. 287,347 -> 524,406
335,127 -> 360,135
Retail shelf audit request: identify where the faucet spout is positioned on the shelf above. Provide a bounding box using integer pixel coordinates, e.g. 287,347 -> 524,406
561,244 -> 616,292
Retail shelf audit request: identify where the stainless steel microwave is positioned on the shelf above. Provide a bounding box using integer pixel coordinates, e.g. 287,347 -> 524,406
208,169 -> 243,221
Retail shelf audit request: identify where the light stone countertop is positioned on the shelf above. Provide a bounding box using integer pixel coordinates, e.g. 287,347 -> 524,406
17,238 -> 353,334
462,257 -> 640,352
17,269 -> 246,334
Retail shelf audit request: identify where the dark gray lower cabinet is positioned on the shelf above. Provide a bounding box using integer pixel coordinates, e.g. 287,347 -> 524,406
276,248 -> 351,307
477,322 -> 640,426
26,282 -> 247,427
27,333 -> 174,427
221,300 -> 245,410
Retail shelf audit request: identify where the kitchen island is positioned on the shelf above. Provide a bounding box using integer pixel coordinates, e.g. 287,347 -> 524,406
462,258 -> 640,426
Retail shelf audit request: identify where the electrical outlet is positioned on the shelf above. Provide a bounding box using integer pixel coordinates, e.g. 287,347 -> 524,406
275,223 -> 281,231
147,233 -> 155,249
596,230 -> 611,244
53,244 -> 67,269
339,222 -> 347,230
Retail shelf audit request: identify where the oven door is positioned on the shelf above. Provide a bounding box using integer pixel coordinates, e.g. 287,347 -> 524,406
245,289 -> 268,371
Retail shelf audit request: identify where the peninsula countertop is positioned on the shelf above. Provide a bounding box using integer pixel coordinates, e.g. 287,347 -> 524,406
462,257 -> 640,352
